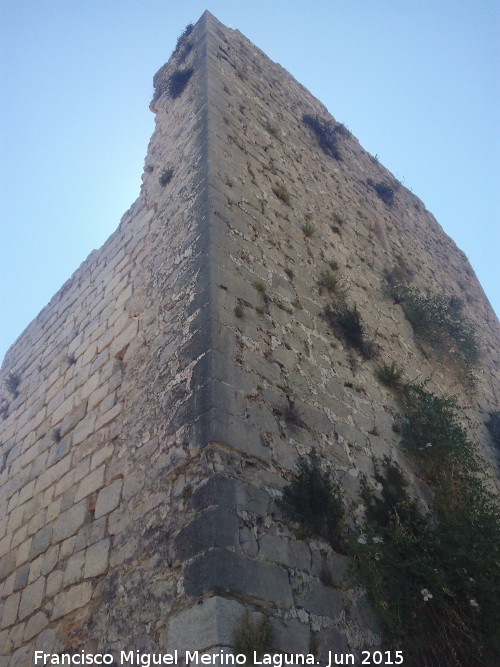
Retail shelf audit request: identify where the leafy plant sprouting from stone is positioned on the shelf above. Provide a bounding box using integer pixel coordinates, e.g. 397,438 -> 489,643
318,270 -> 346,297
323,301 -> 377,360
279,397 -> 305,430
253,280 -> 271,316
367,179 -> 398,206
167,68 -> 194,99
485,410 -> 500,449
271,184 -> 291,205
383,257 -> 414,287
301,220 -> 316,238
353,382 -> 500,666
384,283 -> 479,387
279,451 -> 344,549
302,114 -> 348,161
159,168 -> 174,186
264,121 -> 279,137
51,428 -> 62,443
232,611 -> 273,665
173,23 -> 194,61
374,361 -> 403,388
234,304 -> 244,319
4,371 -> 20,398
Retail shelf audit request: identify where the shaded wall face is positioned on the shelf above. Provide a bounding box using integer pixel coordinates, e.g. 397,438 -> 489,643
1,11 -> 499,666
0,22 -> 213,659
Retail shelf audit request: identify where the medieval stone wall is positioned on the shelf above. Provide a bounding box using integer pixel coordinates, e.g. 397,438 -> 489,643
1,11 -> 498,666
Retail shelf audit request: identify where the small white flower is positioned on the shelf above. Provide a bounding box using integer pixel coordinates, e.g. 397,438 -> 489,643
357,535 -> 367,545
425,442 -> 432,448
421,589 -> 433,602
469,598 -> 480,609
372,536 -> 384,544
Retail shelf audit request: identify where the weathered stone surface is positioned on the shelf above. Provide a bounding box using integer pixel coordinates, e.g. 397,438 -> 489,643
316,628 -> 348,662
167,597 -> 245,653
23,611 -> 49,641
0,593 -> 20,629
94,479 -> 122,519
52,501 -> 87,543
295,582 -> 343,617
63,550 -> 84,586
51,582 -> 92,620
185,549 -> 294,608
83,538 -> 110,578
192,474 -> 269,515
18,577 -> 44,621
311,551 -> 350,587
271,617 -> 310,654
174,507 -> 239,561
29,525 -> 52,560
259,535 -> 310,570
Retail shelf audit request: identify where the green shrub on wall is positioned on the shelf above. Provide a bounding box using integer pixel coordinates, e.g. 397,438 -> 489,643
354,384 -> 500,666
385,283 -> 479,388
279,451 -> 344,549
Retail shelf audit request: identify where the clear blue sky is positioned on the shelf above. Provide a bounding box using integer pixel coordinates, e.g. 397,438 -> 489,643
1,0 -> 498,363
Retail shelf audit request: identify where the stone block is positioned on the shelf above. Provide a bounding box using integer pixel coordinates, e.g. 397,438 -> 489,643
74,465 -> 105,502
63,550 -> 85,586
311,551 -> 350,587
53,500 -> 87,543
41,545 -> 60,576
23,611 -> 49,642
30,526 -> 52,562
0,593 -> 20,629
83,538 -> 110,578
295,581 -> 343,617
258,535 -> 310,570
75,516 -> 107,551
72,413 -> 97,446
18,577 -> 45,620
94,478 -> 122,519
184,549 -> 293,608
51,582 -> 93,620
13,564 -> 29,592
0,551 -> 16,580
15,538 -> 32,567
28,554 -> 44,584
271,617 -> 310,655
174,507 -> 239,561
46,570 -> 64,598
192,474 -> 269,515
95,403 -> 122,431
316,628 -> 348,663
167,596 -> 245,653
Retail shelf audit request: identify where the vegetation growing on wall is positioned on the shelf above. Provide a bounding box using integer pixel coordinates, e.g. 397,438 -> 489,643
4,371 -> 20,398
233,611 -> 273,665
323,301 -> 377,360
353,383 -> 499,666
302,114 -> 348,161
367,179 -> 399,206
272,184 -> 291,205
159,168 -> 174,186
485,410 -> 500,449
167,68 -> 194,98
385,282 -> 479,387
279,451 -> 344,549
374,361 -> 403,388
173,23 -> 194,61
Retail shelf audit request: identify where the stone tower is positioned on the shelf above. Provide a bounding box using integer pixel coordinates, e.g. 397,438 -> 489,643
1,11 -> 498,666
